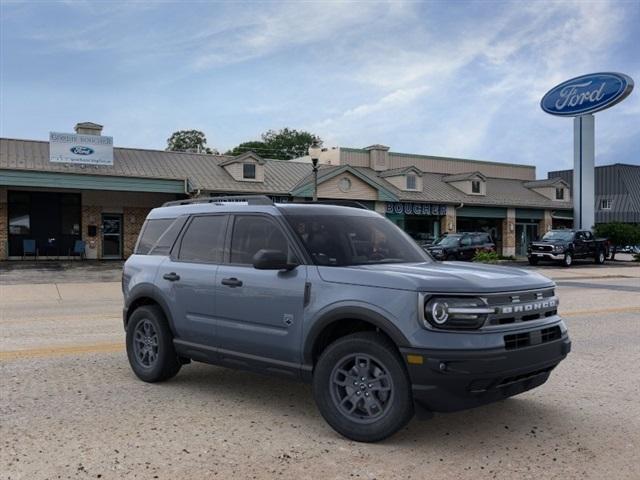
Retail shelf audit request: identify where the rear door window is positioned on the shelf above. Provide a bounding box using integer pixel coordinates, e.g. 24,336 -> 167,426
136,218 -> 174,255
178,215 -> 227,263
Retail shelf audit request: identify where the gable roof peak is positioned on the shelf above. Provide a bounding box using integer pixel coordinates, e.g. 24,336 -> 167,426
443,171 -> 487,182
219,150 -> 266,166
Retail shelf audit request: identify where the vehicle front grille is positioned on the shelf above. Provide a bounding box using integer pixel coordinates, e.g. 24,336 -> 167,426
484,288 -> 558,327
533,244 -> 553,252
504,326 -> 562,350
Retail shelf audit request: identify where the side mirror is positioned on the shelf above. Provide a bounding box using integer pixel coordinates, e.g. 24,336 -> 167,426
252,249 -> 296,270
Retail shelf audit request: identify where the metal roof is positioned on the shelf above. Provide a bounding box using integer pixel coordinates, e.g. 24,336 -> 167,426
0,137 -> 311,195
1,137 -> 572,210
443,171 -> 487,182
548,163 -> 640,223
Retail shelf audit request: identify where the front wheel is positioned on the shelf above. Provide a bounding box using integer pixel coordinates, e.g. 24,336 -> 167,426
595,250 -> 606,265
126,305 -> 181,383
528,256 -> 539,265
313,332 -> 414,442
562,252 -> 573,267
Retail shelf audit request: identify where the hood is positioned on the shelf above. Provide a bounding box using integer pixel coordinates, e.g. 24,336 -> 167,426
532,239 -> 568,246
317,262 -> 554,293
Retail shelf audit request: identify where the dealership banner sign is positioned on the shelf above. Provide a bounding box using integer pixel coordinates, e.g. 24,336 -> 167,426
49,132 -> 114,166
386,202 -> 447,216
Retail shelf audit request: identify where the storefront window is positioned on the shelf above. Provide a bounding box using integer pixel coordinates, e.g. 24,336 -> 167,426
8,192 -> 30,234
60,194 -> 81,235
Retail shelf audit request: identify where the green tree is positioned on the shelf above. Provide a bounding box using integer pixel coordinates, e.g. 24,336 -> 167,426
225,141 -> 268,157
226,128 -> 322,160
166,130 -> 216,154
594,222 -> 640,260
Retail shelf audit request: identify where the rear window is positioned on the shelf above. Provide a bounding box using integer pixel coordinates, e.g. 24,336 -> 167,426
135,219 -> 174,255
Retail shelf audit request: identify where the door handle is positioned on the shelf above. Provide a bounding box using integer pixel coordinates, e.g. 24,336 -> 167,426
162,272 -> 180,282
221,277 -> 243,287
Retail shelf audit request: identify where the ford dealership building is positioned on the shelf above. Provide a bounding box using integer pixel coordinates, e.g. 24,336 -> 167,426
0,122 -> 574,261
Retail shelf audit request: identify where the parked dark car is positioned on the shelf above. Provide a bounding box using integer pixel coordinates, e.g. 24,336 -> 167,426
527,230 -> 608,267
427,232 -> 496,261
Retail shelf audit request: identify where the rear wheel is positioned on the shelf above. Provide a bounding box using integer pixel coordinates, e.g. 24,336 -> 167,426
595,250 -> 606,265
126,305 -> 181,383
313,332 -> 414,442
562,252 -> 573,267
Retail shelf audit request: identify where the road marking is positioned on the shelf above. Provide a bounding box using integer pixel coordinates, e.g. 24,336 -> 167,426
561,306 -> 640,317
0,342 -> 124,361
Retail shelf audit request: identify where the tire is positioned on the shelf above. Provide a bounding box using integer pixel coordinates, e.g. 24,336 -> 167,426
312,332 -> 414,442
595,250 -> 606,265
126,305 -> 181,383
446,254 -> 457,261
562,252 -> 573,267
528,257 -> 539,266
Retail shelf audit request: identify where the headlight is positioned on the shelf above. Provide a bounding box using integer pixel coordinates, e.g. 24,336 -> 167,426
553,245 -> 564,252
424,297 -> 494,330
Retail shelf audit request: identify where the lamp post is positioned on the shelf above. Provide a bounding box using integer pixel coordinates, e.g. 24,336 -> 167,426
308,140 -> 322,202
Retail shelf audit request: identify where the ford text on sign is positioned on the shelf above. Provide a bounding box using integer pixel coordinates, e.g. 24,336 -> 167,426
541,72 -> 633,117
49,132 -> 114,166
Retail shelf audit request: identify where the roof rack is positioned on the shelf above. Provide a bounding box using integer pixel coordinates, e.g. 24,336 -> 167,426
162,195 -> 274,207
291,200 -> 370,210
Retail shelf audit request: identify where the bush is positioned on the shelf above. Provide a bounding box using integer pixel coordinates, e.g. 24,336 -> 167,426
473,250 -> 500,263
594,223 -> 640,260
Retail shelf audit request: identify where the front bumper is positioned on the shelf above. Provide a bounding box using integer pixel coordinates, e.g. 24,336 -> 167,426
528,251 -> 564,261
400,334 -> 571,412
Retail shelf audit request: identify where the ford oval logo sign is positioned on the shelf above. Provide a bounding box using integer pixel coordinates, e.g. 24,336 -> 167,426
70,146 -> 95,155
541,72 -> 633,116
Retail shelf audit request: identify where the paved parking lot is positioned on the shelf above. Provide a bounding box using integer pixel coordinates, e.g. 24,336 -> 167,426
1,261 -> 639,479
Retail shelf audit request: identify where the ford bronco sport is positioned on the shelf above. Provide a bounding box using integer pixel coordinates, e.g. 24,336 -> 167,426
123,196 -> 570,442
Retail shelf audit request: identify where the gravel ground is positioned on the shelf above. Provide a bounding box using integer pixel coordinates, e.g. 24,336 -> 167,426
1,266 -> 639,479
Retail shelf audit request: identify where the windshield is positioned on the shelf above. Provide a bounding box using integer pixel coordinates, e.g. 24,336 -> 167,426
284,214 -> 429,266
434,235 -> 461,247
542,231 -> 574,241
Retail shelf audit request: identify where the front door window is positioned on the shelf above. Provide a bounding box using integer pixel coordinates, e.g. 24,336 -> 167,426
102,214 -> 122,258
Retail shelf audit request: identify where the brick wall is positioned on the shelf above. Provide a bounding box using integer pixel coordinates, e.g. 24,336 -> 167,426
0,188 -> 7,260
539,210 -> 553,236
123,207 -> 150,258
81,205 -> 103,259
502,208 -> 516,257
440,205 -> 457,234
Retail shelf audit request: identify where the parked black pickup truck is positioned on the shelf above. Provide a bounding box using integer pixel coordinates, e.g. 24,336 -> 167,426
528,230 -> 609,267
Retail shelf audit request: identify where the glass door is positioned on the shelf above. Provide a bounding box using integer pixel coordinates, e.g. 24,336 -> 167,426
102,214 -> 123,259
516,223 -> 539,257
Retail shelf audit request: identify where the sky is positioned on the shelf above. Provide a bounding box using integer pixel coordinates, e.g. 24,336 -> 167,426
1,0 -> 639,177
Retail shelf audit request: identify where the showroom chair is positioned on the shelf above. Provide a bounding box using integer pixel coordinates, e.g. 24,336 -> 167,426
69,240 -> 86,260
22,239 -> 38,261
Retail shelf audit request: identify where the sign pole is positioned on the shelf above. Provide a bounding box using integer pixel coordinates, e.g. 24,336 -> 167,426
541,72 -> 633,231
572,115 -> 595,230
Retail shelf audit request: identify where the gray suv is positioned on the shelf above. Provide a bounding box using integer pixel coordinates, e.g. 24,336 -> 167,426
123,196 -> 570,442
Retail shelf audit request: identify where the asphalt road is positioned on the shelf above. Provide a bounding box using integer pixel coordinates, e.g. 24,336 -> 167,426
1,263 -> 639,479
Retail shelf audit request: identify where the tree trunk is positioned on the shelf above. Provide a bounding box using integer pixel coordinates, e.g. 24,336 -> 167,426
611,246 -> 617,261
